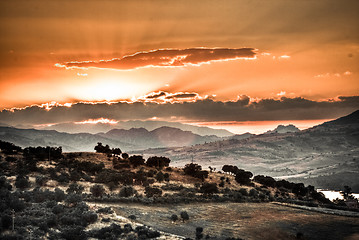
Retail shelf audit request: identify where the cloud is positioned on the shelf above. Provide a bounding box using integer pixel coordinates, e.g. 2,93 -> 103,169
166,93 -> 198,99
55,48 -> 257,70
1,95 -> 358,127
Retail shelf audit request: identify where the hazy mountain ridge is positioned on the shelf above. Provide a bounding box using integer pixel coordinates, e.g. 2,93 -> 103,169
37,120 -> 234,137
0,125 -> 222,152
0,126 -> 134,152
134,110 -> 359,191
98,126 -> 221,149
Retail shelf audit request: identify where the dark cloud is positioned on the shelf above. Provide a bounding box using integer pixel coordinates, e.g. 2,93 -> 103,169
0,96 -> 358,126
166,93 -> 198,99
146,92 -> 166,99
56,48 -> 257,70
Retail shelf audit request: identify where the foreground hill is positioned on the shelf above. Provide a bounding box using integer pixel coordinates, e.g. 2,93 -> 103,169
2,140 -> 357,239
134,110 -> 359,191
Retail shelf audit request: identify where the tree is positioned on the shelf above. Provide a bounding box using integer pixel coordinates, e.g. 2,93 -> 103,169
200,183 -> 218,195
234,170 -> 253,185
170,214 -> 178,222
94,142 -> 111,154
112,148 -> 122,155
146,156 -> 171,169
90,184 -> 105,198
341,185 -> 354,200
129,155 -> 145,167
180,211 -> 189,222
222,165 -> 239,175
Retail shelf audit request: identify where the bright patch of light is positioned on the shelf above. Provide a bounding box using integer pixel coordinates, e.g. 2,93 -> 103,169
77,73 -> 88,76
277,91 -> 286,96
75,118 -> 119,125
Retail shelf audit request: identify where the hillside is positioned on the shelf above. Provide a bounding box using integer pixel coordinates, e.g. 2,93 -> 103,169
134,110 -> 359,191
2,140 -> 358,239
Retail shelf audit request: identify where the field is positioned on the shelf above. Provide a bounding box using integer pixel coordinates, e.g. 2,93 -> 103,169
99,202 -> 359,240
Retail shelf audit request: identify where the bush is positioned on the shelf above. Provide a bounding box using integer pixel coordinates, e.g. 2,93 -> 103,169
180,211 -> 189,222
146,156 -> 171,169
170,214 -> 178,222
66,183 -> 84,195
54,188 -> 66,202
155,171 -> 165,182
145,186 -> 162,198
90,184 -> 105,198
235,170 -> 253,185
200,183 -> 219,195
15,175 -> 30,190
35,175 -> 48,187
65,194 -> 83,206
129,155 -> 145,167
119,186 -> 137,198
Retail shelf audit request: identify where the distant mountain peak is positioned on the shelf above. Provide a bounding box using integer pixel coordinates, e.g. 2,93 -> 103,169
266,124 -> 300,134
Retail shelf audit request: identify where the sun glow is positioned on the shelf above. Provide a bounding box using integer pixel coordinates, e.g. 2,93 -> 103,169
75,118 -> 119,125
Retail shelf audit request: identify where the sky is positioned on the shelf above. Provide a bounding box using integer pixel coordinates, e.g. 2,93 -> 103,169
0,0 -> 358,133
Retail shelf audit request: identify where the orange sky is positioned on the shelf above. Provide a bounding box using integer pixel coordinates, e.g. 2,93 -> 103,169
0,0 -> 358,130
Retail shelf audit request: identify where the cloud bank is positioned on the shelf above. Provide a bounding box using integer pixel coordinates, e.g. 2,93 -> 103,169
0,95 -> 358,127
56,48 -> 257,70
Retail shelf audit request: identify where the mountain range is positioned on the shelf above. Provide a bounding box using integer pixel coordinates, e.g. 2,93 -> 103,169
36,120 -> 234,137
1,110 -> 358,191
0,125 -> 223,152
133,110 -> 359,191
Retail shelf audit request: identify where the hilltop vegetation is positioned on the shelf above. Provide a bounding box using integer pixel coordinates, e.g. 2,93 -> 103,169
1,140 -> 357,239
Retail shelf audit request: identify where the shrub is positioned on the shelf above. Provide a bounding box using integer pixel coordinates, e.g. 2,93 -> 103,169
144,186 -> 162,198
66,183 -> 84,195
119,186 -> 137,198
65,193 -> 83,206
170,214 -> 178,222
35,175 -> 48,187
90,184 -> 105,198
200,183 -> 219,195
54,188 -> 66,202
235,170 -> 253,185
146,156 -> 171,169
249,188 -> 259,197
155,171 -> 165,182
180,211 -> 189,222
129,155 -> 145,167
196,227 -> 204,240
253,175 -> 276,188
15,175 -> 30,190
238,188 -> 248,196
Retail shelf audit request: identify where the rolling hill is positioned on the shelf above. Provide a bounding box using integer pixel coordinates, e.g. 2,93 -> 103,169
134,110 -> 359,191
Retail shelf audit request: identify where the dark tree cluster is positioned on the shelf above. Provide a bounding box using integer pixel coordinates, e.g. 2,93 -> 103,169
24,146 -> 63,161
146,156 -> 171,169
253,175 -> 277,188
222,165 -> 253,186
94,142 -> 124,156
0,140 -> 22,154
200,183 -> 219,195
128,155 -> 145,167
183,163 -> 209,181
234,170 -> 253,185
222,165 -> 240,175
